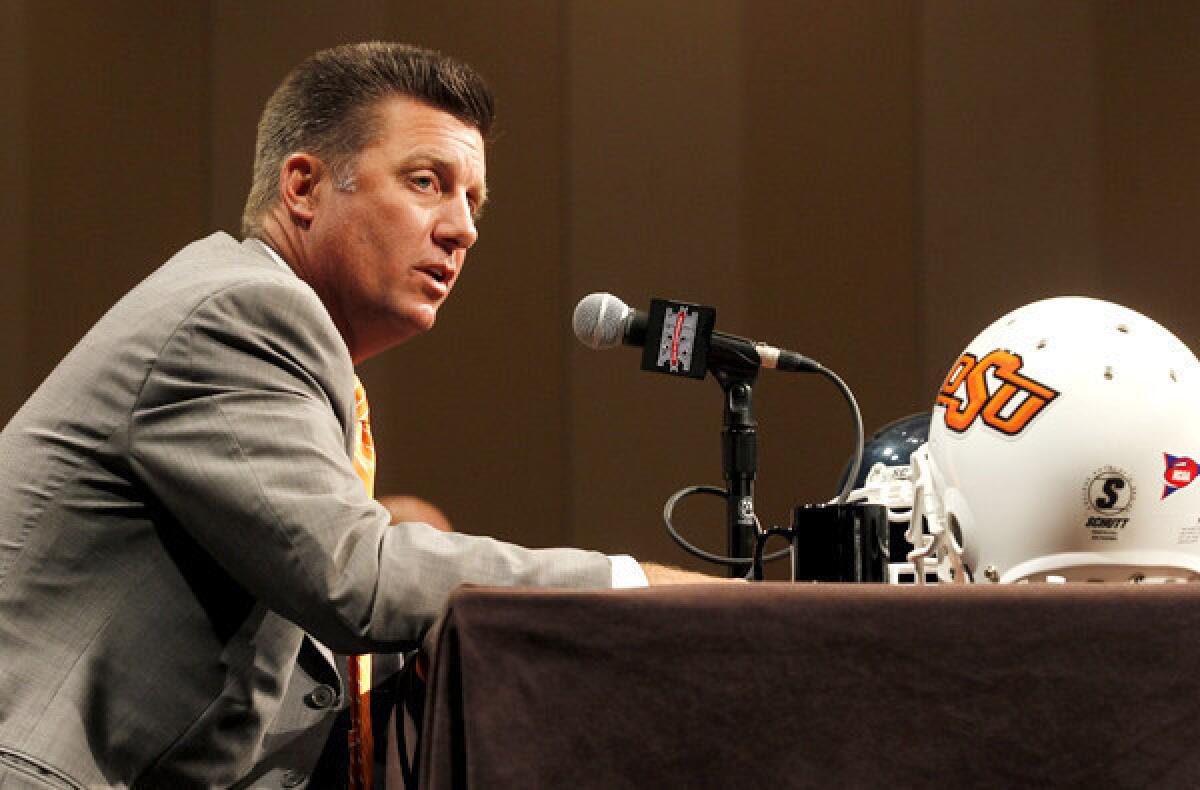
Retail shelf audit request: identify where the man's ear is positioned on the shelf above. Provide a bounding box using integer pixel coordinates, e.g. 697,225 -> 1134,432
278,153 -> 323,228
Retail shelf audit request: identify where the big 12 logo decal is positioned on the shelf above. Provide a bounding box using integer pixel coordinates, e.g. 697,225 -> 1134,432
936,350 -> 1060,436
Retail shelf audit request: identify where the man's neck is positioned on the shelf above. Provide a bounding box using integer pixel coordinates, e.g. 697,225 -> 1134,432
252,212 -> 308,279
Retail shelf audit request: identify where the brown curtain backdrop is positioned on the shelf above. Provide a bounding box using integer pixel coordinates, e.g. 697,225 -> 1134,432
3,0 -> 1199,569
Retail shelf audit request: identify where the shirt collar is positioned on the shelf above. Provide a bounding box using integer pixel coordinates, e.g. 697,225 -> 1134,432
251,238 -> 294,274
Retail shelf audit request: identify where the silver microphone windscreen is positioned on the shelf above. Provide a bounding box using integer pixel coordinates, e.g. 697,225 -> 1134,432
572,292 -> 631,350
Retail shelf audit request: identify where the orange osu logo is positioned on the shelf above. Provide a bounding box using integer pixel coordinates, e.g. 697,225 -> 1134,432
936,350 -> 1059,435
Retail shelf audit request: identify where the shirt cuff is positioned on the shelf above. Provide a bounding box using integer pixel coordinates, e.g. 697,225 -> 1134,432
607,554 -> 648,588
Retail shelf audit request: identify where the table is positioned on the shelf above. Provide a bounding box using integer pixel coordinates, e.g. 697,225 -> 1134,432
420,583 -> 1200,788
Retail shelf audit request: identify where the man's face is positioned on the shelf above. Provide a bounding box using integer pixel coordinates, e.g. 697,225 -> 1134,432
304,95 -> 487,362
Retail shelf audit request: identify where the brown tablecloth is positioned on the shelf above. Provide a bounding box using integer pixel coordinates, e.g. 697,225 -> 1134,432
419,583 -> 1200,788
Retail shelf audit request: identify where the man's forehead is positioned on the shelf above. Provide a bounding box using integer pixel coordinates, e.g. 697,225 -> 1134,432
376,97 -> 486,186
403,143 -> 485,168
377,97 -> 485,155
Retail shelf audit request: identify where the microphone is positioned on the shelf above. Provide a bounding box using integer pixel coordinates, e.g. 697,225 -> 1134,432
573,292 -> 819,374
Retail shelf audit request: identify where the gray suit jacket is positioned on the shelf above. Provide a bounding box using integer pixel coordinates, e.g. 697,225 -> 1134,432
0,233 -> 611,789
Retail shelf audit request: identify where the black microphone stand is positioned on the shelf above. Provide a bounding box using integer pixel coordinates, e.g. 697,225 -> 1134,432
713,363 -> 759,579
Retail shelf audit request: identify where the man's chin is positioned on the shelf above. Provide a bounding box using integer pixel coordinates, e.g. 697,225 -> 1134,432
350,308 -> 440,362
391,306 -> 440,340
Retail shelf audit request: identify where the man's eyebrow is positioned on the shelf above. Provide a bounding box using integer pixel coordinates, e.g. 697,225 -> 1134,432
401,147 -> 452,165
401,148 -> 478,176
402,150 -> 487,209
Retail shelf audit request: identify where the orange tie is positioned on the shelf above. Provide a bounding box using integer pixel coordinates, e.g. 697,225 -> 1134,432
348,376 -> 376,790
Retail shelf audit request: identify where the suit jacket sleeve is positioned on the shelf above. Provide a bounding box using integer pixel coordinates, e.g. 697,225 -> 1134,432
127,275 -> 611,655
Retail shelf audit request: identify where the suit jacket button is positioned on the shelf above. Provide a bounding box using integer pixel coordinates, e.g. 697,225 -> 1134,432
305,684 -> 338,709
281,769 -> 307,788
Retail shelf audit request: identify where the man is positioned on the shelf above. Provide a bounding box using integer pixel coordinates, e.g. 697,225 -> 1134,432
0,42 -> 707,789
379,496 -> 453,535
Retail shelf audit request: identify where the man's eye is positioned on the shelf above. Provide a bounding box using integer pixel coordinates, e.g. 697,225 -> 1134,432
411,175 -> 437,191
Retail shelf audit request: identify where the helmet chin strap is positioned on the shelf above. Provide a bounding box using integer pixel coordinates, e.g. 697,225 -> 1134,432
907,444 -> 969,584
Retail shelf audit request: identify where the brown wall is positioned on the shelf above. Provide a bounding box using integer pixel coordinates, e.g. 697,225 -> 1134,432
4,1 -> 1200,571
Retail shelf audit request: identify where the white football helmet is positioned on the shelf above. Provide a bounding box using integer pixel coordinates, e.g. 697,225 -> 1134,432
857,296 -> 1200,585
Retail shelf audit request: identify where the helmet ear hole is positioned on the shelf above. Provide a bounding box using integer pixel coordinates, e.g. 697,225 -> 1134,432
945,513 -> 974,582
948,513 -> 964,552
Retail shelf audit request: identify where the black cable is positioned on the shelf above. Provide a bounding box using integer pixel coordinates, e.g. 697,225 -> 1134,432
752,526 -> 795,580
662,485 -> 789,566
658,361 -> 865,572
816,364 -> 864,505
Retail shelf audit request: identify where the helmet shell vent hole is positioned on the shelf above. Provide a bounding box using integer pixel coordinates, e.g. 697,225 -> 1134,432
1170,369 -> 1178,382
1116,323 -> 1130,333
1036,339 -> 1048,350
1104,365 -> 1114,380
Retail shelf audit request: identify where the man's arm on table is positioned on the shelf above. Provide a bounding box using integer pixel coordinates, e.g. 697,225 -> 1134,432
382,495 -> 721,587
614,557 -> 727,586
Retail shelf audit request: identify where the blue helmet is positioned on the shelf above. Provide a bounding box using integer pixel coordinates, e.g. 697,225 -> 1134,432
838,412 -> 930,562
840,412 -> 930,491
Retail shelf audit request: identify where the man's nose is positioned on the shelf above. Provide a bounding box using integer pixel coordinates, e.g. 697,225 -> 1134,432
434,193 -> 478,252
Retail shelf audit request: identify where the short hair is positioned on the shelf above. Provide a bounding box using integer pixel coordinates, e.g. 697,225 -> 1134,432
241,41 -> 495,237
